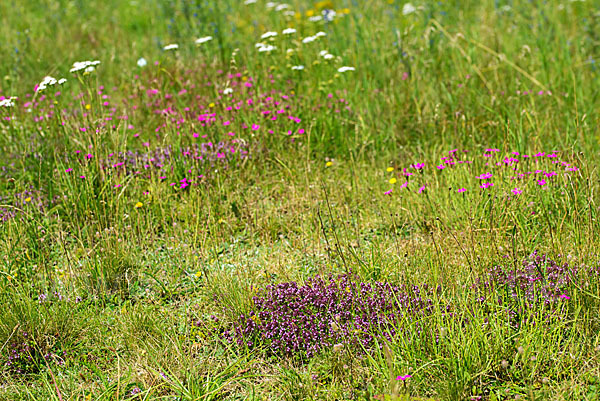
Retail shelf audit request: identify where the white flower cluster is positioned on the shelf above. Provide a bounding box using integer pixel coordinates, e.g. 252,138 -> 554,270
70,60 -> 100,73
36,76 -> 67,92
282,28 -> 296,35
256,42 -> 276,53
137,57 -> 147,67
302,31 -> 326,43
0,97 -> 17,108
337,66 -> 355,73
322,9 -> 337,21
291,65 -> 304,70
195,36 -> 213,45
262,2 -> 295,16
261,31 -> 278,39
308,9 -> 340,22
163,44 -> 179,51
319,50 -> 334,60
402,3 -> 416,15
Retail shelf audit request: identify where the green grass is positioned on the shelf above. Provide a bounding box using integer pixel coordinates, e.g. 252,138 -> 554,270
1,0 -> 600,400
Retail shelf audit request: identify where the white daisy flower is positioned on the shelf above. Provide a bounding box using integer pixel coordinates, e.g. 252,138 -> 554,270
282,28 -> 297,35
163,44 -> 179,51
302,35 -> 317,43
58,78 -> 67,84
195,36 -> 213,44
291,65 -> 305,70
261,31 -> 278,39
319,50 -> 329,56
137,57 -> 147,67
337,66 -> 355,72
85,66 -> 95,73
402,3 -> 416,15
315,31 -> 327,37
223,88 -> 233,95
323,54 -> 334,60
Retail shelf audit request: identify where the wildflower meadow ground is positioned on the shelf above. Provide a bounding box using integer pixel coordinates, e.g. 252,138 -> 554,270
1,0 -> 600,400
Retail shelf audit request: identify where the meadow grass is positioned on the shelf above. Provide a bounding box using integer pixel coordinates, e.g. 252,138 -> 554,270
1,0 -> 600,400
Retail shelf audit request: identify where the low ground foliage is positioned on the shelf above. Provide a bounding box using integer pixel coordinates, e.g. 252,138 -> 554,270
1,0 -> 600,400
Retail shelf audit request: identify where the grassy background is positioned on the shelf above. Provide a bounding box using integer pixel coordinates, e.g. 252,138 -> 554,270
1,0 -> 600,400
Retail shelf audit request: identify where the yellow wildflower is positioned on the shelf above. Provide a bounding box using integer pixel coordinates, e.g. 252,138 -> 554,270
315,0 -> 334,9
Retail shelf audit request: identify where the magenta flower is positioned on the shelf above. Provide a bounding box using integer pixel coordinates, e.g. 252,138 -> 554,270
559,294 -> 570,300
477,172 -> 492,180
396,374 -> 412,381
411,163 -> 424,169
512,188 -> 522,195
458,188 -> 466,193
384,189 -> 393,195
537,179 -> 546,186
480,182 -> 494,189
